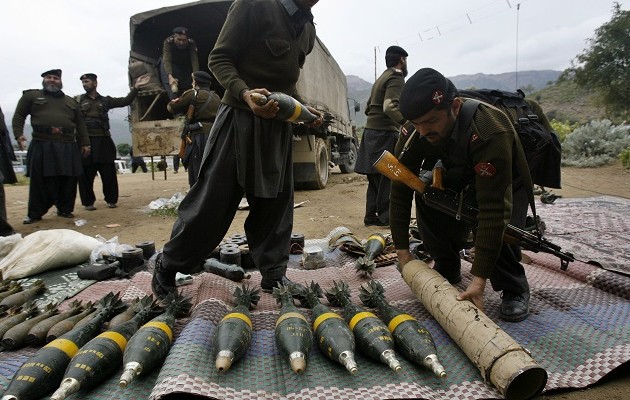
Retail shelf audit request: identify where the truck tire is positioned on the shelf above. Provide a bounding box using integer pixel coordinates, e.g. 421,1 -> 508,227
338,141 -> 357,174
308,138 -> 329,189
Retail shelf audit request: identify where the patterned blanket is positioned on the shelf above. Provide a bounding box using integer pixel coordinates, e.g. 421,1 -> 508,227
0,196 -> 628,400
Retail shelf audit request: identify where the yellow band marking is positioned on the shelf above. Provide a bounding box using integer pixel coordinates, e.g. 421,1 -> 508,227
288,101 -> 302,122
276,311 -> 307,327
143,321 -> 173,342
388,313 -> 416,333
367,234 -> 386,247
349,311 -> 377,331
313,312 -> 342,331
97,331 -> 128,352
45,338 -> 79,358
221,312 -> 252,329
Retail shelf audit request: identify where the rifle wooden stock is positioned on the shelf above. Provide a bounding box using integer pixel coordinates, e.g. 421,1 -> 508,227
373,150 -> 428,194
178,103 -> 196,158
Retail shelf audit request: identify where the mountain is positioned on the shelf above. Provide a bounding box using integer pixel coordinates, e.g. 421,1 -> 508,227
346,70 -> 564,128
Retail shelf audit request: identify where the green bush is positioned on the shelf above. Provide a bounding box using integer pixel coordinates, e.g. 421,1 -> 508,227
562,120 -> 630,167
550,119 -> 579,142
620,148 -> 630,169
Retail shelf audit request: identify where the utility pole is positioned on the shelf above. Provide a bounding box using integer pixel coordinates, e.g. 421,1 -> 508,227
374,46 -> 377,82
515,3 -> 521,90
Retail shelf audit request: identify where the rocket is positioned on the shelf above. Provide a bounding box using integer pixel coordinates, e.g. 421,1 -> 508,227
212,285 -> 260,372
325,280 -> 402,372
355,233 -> 387,277
0,292 -> 125,400
119,292 -> 192,388
300,281 -> 358,374
49,295 -> 159,400
359,280 -> 447,378
273,283 -> 313,373
250,92 -> 318,123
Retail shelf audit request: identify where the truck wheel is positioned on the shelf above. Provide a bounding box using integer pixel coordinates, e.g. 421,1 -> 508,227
339,141 -> 357,174
310,138 -> 329,189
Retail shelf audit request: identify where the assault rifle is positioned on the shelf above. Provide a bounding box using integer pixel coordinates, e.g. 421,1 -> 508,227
374,150 -> 575,270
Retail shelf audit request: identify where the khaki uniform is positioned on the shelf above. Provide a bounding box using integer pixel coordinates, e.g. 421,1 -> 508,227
161,35 -> 199,98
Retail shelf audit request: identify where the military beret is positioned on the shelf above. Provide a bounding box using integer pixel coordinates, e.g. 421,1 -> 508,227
172,26 -> 189,35
385,45 -> 408,57
192,71 -> 212,85
41,69 -> 62,78
399,68 -> 457,121
80,73 -> 97,81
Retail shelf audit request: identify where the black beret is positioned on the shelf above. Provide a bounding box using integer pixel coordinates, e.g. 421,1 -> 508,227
386,45 -> 408,57
399,68 -> 457,121
41,69 -> 62,78
192,71 -> 212,85
172,26 -> 189,35
80,73 -> 97,81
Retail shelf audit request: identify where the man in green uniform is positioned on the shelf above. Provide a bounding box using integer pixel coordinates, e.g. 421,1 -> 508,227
0,105 -> 16,236
355,45 -> 408,226
390,68 -> 531,322
161,26 -> 200,99
12,69 -> 90,224
152,0 -> 322,299
166,71 -> 221,187
76,73 -> 148,210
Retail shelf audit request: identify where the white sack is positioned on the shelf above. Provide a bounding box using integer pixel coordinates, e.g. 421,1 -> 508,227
0,229 -> 101,280
0,233 -> 23,261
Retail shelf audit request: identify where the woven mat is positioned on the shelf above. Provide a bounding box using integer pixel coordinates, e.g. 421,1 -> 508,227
0,198 -> 629,400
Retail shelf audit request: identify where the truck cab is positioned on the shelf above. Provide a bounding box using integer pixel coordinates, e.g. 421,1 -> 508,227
128,0 -> 358,189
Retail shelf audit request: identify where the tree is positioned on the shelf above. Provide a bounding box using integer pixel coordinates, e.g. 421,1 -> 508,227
117,143 -> 131,156
562,3 -> 630,119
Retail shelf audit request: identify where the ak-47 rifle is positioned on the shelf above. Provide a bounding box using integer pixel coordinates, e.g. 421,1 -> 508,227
374,150 -> 575,270
178,95 -> 197,159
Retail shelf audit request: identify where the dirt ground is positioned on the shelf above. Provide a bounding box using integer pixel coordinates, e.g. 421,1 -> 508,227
3,161 -> 629,399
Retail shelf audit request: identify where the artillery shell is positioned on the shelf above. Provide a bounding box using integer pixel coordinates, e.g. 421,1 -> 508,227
312,305 -> 358,374
250,92 -> 318,123
0,302 -> 38,339
0,280 -> 45,311
26,302 -> 83,346
273,284 -> 313,373
47,308 -> 95,342
213,309 -> 252,372
2,306 -> 57,350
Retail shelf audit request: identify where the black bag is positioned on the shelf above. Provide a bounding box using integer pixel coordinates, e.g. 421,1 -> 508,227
458,89 -> 562,188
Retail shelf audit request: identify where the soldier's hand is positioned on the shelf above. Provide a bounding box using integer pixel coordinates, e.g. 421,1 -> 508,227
167,74 -> 178,86
396,249 -> 416,268
16,136 -> 27,151
457,276 -> 487,313
243,88 -> 278,119
134,74 -> 150,89
81,146 -> 91,157
305,106 -> 324,128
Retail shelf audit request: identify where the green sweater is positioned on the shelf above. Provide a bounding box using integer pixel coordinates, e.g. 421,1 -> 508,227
390,100 -> 521,278
208,0 -> 316,109
365,68 -> 406,131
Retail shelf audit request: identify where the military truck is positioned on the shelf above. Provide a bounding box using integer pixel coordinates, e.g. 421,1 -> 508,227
128,0 -> 358,189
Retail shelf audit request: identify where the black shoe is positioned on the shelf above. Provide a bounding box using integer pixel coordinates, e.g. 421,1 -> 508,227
57,212 -> 75,218
500,291 -> 530,322
23,216 -> 42,225
261,276 -> 307,300
151,253 -> 176,300
85,205 -> 96,211
433,263 -> 462,284
107,203 -> 117,208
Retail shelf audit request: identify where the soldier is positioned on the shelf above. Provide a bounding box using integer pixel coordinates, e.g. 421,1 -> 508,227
12,69 -> 90,224
355,45 -> 408,226
166,71 -> 221,187
391,68 -> 531,322
76,73 -> 148,210
0,105 -> 16,236
160,26 -> 199,98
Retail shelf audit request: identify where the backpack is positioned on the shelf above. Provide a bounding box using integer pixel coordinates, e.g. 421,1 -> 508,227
458,89 -> 562,189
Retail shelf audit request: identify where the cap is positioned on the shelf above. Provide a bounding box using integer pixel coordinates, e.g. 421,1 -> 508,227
41,69 -> 62,78
385,45 -> 408,58
80,73 -> 97,81
192,71 -> 212,86
399,68 -> 457,121
172,26 -> 189,35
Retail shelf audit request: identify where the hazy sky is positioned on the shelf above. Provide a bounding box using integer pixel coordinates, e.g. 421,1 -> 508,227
0,0 -> 627,114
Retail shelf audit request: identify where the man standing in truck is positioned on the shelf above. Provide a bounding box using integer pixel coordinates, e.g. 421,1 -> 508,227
160,26 -> 199,99
355,45 -> 408,227
76,73 -> 147,210
152,0 -> 322,299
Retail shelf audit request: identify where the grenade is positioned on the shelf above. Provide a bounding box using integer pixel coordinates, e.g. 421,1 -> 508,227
49,296 -> 159,400
359,280 -> 446,378
355,233 -> 387,277
120,292 -> 192,388
1,293 -> 124,400
250,92 -> 318,123
273,283 -> 313,373
213,285 -> 261,372
301,281 -> 357,374
325,280 -> 402,372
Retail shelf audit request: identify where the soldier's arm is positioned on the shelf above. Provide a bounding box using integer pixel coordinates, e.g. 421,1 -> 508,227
383,76 -> 405,125
106,88 -> 139,109
162,39 -> 174,76
12,93 -> 32,149
190,42 -> 200,72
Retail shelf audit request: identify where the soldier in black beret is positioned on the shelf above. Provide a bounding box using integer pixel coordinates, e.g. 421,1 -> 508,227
160,26 -> 199,98
41,69 -> 62,78
390,68 -> 533,322
355,45 -> 409,226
